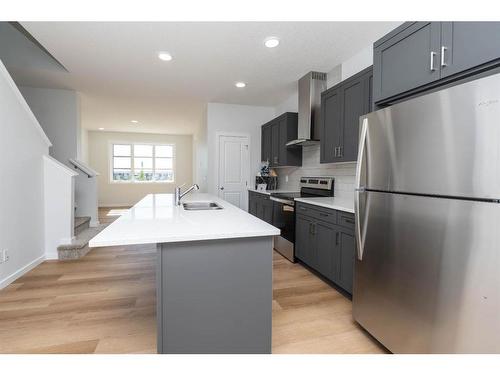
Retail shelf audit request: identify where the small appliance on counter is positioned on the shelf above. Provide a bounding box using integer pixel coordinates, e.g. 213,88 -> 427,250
255,161 -> 278,190
270,177 -> 334,262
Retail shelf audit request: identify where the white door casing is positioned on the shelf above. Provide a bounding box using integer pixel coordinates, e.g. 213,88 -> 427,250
217,134 -> 250,210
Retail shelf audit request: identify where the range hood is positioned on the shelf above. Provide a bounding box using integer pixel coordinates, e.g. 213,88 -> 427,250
286,71 -> 327,147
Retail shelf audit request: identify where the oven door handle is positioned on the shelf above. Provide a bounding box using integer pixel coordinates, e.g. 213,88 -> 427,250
270,197 -> 295,206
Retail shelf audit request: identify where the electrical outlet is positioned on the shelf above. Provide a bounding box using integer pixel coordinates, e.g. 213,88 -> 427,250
285,175 -> 289,183
4,249 -> 9,263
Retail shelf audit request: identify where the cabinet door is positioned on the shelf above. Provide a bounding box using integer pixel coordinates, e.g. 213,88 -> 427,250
262,197 -> 273,224
278,117 -> 288,166
339,78 -> 365,162
320,88 -> 342,163
271,122 -> 280,166
441,22 -> 500,78
338,229 -> 355,294
261,125 -> 272,163
248,194 -> 257,216
315,221 -> 338,281
295,215 -> 314,266
373,22 -> 441,103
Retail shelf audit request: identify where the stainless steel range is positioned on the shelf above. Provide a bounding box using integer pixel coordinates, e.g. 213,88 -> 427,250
270,177 -> 334,262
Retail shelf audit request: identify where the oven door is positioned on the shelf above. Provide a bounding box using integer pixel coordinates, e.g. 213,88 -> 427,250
270,197 -> 295,262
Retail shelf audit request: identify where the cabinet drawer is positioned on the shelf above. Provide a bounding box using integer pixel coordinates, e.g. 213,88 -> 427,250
296,203 -> 337,225
337,211 -> 355,230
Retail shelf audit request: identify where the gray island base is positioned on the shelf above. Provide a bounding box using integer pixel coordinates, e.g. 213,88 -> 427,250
156,236 -> 273,354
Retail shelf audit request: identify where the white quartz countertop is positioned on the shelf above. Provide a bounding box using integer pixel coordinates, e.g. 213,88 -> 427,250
294,196 -> 355,213
247,188 -> 299,195
89,193 -> 280,247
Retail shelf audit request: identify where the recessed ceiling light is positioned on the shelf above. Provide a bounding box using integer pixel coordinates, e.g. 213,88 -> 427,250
264,37 -> 280,48
158,52 -> 173,61
235,82 -> 246,88
98,127 -> 105,130
131,120 -> 139,124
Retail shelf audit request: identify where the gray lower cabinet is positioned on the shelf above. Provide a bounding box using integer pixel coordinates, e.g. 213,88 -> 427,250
374,21 -> 500,104
295,202 -> 355,294
248,191 -> 273,224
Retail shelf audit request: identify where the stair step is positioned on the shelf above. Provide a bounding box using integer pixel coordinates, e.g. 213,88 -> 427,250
58,224 -> 105,260
74,216 -> 91,235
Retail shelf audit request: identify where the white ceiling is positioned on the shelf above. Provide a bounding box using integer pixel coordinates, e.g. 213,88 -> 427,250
13,22 -> 400,134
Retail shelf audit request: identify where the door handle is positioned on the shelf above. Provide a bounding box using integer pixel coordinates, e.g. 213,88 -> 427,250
220,186 -> 224,190
440,46 -> 448,67
355,118 -> 368,261
430,51 -> 437,71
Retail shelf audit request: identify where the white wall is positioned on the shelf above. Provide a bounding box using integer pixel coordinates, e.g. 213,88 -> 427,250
19,86 -> 81,168
88,131 -> 193,207
80,127 -> 89,164
206,103 -> 275,195
193,110 -> 208,192
0,60 -> 50,288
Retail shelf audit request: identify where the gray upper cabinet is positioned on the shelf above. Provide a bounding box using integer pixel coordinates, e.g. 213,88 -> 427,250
373,22 -> 441,103
374,22 -> 500,104
320,66 -> 373,164
261,112 -> 301,167
440,22 -> 500,78
261,125 -> 271,164
320,88 -> 342,163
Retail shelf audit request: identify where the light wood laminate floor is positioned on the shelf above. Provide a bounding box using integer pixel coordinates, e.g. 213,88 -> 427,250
0,207 -> 385,354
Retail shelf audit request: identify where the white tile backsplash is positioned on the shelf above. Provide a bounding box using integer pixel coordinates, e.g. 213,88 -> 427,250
275,144 -> 356,200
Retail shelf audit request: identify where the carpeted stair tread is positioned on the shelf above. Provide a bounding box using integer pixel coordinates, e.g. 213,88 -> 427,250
58,225 -> 105,251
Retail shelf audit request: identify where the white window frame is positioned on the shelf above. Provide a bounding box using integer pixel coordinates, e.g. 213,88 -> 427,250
109,141 -> 176,184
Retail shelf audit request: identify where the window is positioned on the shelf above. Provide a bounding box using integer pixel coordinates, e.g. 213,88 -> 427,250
111,143 -> 174,183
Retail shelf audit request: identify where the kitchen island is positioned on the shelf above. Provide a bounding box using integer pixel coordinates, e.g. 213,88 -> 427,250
89,193 -> 279,354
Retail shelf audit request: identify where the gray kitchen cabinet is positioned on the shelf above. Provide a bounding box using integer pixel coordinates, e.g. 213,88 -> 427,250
295,214 -> 314,267
271,122 -> 280,166
320,66 -> 373,163
295,202 -> 356,294
374,22 -> 500,105
261,113 -> 301,167
248,191 -> 273,224
440,22 -> 500,78
261,125 -> 272,164
320,87 -> 342,163
373,22 -> 441,103
315,220 -> 338,281
337,229 -> 355,294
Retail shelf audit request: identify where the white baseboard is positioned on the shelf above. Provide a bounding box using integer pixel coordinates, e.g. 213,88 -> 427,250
0,254 -> 45,290
44,252 -> 59,261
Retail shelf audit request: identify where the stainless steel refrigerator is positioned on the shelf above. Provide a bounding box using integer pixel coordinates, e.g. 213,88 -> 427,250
353,72 -> 500,353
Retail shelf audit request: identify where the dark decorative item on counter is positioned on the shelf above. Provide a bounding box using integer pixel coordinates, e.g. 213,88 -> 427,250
260,161 -> 270,176
255,175 -> 278,190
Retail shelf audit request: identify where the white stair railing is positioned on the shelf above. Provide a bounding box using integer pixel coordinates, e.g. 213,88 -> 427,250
69,159 -> 100,226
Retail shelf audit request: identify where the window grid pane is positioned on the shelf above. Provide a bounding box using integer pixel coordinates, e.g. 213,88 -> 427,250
111,143 -> 174,183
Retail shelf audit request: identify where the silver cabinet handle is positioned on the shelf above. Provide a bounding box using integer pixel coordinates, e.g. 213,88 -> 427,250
338,146 -> 342,157
441,46 -> 447,67
430,51 -> 437,71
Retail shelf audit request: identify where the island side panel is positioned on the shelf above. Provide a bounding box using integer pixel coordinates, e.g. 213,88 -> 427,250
157,236 -> 273,354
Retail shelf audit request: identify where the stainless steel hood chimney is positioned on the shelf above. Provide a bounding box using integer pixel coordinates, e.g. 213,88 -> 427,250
286,71 -> 327,147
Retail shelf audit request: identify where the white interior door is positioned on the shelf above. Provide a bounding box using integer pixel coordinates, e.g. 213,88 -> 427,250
218,135 -> 250,209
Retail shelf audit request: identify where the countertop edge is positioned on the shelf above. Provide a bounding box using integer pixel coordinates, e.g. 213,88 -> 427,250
294,198 -> 355,214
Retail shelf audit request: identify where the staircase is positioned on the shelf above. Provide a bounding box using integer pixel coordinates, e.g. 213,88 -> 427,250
57,216 -> 105,260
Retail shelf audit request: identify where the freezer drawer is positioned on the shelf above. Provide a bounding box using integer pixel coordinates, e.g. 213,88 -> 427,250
353,191 -> 500,353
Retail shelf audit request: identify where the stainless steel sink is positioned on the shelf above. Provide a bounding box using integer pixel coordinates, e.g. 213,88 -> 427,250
182,201 -> 223,210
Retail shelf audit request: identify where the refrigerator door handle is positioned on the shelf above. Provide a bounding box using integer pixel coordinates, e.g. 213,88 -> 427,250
355,118 -> 368,260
